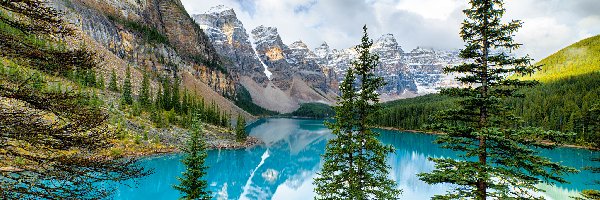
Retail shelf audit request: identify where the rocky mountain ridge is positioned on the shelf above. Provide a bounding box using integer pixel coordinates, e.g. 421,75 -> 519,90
49,0 -> 253,118
193,8 -> 337,113
192,5 -> 465,111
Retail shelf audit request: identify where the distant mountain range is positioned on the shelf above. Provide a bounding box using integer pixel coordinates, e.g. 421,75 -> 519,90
193,5 -> 466,112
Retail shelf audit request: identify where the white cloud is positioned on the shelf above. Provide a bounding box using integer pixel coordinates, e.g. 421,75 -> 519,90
395,0 -> 464,20
514,17 -> 574,60
181,0 -> 600,60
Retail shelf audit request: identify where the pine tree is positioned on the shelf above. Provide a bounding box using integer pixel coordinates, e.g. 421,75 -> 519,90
220,111 -> 228,127
109,68 -> 119,92
139,71 -> 151,107
121,66 -> 133,105
235,114 -> 246,142
0,1 -> 149,197
580,103 -> 600,200
97,72 -> 105,89
182,89 -> 189,114
155,85 -> 163,111
85,69 -> 97,87
417,1 -> 577,199
162,78 -> 172,110
314,26 -> 400,200
173,76 -> 181,113
174,118 -> 211,200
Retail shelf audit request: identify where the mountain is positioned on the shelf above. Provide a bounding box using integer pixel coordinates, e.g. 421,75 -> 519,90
192,5 -> 268,86
49,0 -> 252,118
193,7 -> 337,113
521,34 -> 600,82
316,35 -> 465,101
193,5 -> 466,109
375,36 -> 600,147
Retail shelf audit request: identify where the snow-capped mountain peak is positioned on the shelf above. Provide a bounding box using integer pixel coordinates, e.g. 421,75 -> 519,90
206,5 -> 236,16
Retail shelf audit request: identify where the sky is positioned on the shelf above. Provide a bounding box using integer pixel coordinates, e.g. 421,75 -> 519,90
181,0 -> 600,60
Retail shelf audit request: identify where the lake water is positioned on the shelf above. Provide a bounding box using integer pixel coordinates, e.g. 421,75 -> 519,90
109,118 -> 600,199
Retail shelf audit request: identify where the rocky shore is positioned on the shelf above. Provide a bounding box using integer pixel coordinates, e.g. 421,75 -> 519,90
206,136 -> 262,149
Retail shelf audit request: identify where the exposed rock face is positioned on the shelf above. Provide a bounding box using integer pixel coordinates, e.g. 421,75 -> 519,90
193,6 -> 337,113
48,0 -> 256,119
192,6 -> 268,86
315,34 -> 464,100
251,26 -> 295,91
287,41 -> 328,92
51,0 -> 234,96
156,4 -> 464,112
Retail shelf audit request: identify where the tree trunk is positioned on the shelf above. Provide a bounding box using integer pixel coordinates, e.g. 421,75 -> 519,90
477,1 -> 490,199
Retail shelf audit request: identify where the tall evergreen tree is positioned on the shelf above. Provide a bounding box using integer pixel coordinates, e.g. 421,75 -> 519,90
418,1 -> 577,199
235,114 -> 246,142
0,0 -> 149,198
182,89 -> 190,114
220,111 -> 228,127
121,66 -> 133,105
580,103 -> 600,200
174,118 -> 211,200
97,72 -> 105,89
139,71 -> 151,107
314,26 -> 400,200
109,68 -> 119,92
162,78 -> 172,110
172,76 -> 181,113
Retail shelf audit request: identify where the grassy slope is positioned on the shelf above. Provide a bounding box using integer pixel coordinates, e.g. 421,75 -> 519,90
521,34 -> 600,82
378,35 -> 600,146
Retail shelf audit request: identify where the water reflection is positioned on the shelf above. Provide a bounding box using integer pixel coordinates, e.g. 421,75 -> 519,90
111,118 -> 600,200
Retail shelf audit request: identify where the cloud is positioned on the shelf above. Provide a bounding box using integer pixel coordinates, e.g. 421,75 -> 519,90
181,0 -> 599,60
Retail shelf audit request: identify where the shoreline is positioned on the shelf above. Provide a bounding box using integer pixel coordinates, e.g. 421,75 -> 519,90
375,126 -> 599,151
128,136 -> 263,158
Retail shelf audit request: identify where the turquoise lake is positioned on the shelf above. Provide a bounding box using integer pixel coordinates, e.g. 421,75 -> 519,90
108,118 -> 600,199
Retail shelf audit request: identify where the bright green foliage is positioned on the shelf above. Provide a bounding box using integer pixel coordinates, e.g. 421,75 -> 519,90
314,26 -> 400,200
109,68 -> 119,92
121,66 -> 133,105
520,34 -> 600,83
139,72 -> 151,107
417,1 -> 577,199
174,119 -> 211,200
235,114 -> 246,142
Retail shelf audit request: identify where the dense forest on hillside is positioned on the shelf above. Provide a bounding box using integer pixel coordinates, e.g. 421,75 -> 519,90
376,72 -> 600,146
284,102 -> 335,118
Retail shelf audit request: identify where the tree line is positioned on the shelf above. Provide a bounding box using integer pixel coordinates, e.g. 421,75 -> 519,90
375,72 -> 600,147
104,66 -> 233,129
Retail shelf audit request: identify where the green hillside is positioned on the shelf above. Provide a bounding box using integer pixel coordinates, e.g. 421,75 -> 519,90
522,34 -> 600,82
377,36 -> 600,147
